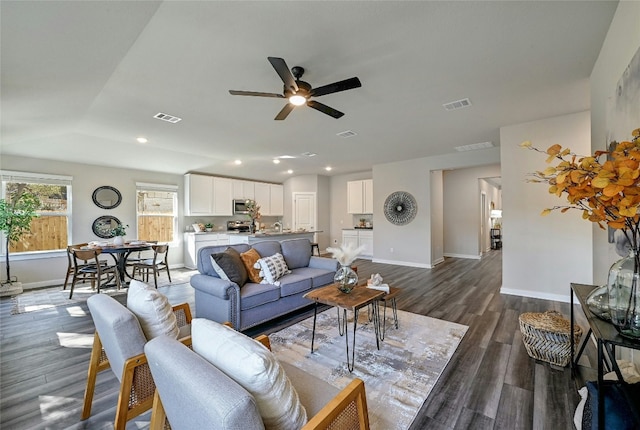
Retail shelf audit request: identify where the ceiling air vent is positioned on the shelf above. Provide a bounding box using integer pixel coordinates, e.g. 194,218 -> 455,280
337,130 -> 357,138
443,98 -> 472,111
300,152 -> 317,157
455,141 -> 494,152
153,112 -> 182,123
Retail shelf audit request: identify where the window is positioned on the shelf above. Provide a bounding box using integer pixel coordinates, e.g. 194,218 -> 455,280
1,171 -> 72,254
136,183 -> 178,243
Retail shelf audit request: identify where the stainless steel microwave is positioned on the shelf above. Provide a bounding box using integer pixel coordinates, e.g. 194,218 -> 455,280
233,199 -> 250,215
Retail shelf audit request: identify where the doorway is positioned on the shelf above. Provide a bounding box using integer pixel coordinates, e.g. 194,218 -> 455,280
292,192 -> 317,236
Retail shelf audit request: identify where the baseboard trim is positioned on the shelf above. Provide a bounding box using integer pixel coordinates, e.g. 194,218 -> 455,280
500,287 -> 572,304
443,253 -> 481,260
372,258 -> 432,269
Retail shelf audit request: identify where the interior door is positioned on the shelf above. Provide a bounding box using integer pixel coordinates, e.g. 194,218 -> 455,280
293,192 -> 316,234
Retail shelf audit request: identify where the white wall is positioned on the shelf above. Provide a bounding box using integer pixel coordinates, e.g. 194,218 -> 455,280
372,147 -> 501,268
443,164 -> 501,259
1,155 -> 185,289
590,1 -> 640,285
500,111 -> 592,302
430,170 -> 444,265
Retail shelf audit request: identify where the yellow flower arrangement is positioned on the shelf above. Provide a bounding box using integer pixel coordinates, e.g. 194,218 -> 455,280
521,127 -> 640,248
245,199 -> 261,221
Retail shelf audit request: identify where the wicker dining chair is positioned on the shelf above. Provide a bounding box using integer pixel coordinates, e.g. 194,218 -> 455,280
68,248 -> 120,299
131,244 -> 171,288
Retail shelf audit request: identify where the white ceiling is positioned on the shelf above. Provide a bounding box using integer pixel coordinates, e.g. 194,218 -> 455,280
1,1 -> 618,183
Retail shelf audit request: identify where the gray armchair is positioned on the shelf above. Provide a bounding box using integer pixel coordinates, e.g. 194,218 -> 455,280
145,334 -> 370,430
82,294 -> 192,430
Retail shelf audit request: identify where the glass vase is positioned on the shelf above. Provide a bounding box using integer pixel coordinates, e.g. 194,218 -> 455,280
586,285 -> 610,321
607,249 -> 640,339
335,265 -> 358,293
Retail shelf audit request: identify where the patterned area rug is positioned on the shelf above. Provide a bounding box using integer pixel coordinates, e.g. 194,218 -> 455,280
269,308 -> 468,430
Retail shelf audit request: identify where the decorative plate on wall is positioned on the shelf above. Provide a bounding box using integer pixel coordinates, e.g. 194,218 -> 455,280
383,191 -> 417,226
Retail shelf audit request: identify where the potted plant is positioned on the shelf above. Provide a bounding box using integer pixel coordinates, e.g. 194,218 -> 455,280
111,223 -> 128,246
0,187 -> 40,296
205,223 -> 214,232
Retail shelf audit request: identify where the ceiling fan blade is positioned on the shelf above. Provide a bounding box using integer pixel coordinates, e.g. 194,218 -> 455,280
274,103 -> 295,121
307,100 -> 344,119
268,57 -> 298,92
229,90 -> 284,98
310,77 -> 361,97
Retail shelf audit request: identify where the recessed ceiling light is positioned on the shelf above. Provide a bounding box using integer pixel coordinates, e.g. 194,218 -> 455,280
287,169 -> 293,174
325,166 -> 332,171
136,137 -> 148,144
273,159 -> 281,164
278,155 -> 296,159
234,159 -> 242,165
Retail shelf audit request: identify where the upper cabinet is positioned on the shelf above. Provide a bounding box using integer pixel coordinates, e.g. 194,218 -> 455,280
185,174 -> 233,216
254,183 -> 284,216
347,179 -> 373,214
232,180 -> 255,200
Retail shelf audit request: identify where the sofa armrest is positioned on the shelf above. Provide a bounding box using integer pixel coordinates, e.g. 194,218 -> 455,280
302,378 -> 370,430
308,256 -> 339,272
190,273 -> 239,300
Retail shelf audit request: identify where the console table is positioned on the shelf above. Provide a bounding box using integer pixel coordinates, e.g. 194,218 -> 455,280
570,283 -> 640,429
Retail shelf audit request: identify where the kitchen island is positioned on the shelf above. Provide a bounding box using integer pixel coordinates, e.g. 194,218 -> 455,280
229,230 -> 320,245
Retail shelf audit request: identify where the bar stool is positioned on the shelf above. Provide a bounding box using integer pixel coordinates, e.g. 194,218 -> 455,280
311,242 -> 320,256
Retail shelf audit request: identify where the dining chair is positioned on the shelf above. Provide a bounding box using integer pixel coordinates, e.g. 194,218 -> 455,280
68,248 -> 121,299
63,243 -> 110,291
131,244 -> 171,288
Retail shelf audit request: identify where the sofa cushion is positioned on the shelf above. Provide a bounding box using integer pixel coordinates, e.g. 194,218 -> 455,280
126,280 -> 179,340
210,247 -> 248,287
293,267 -> 337,288
255,253 -> 291,286
280,238 -> 312,269
192,319 -> 307,429
240,282 -> 281,311
199,244 -> 251,276
241,248 -> 263,284
251,240 -> 282,259
278,272 -> 312,297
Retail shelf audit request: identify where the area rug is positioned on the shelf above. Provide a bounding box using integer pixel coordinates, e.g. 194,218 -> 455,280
269,308 -> 468,430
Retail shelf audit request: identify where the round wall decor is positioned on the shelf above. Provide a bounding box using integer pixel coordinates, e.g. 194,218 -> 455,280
92,215 -> 122,238
383,191 -> 417,226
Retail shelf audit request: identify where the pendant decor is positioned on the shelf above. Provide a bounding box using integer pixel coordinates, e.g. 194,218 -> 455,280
383,191 -> 417,226
607,249 -> 640,338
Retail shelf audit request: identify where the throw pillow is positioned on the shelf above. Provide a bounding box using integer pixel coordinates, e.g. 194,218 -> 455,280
191,318 -> 307,429
126,280 -> 179,340
210,247 -> 248,286
254,253 -> 290,286
240,248 -> 263,283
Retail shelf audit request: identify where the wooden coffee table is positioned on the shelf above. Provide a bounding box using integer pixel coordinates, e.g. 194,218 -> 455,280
304,283 -> 385,372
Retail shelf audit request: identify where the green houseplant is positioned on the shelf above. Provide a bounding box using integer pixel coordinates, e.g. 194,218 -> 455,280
110,223 -> 128,246
0,187 -> 40,296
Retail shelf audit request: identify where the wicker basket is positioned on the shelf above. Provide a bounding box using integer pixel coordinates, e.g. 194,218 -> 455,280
519,310 -> 583,367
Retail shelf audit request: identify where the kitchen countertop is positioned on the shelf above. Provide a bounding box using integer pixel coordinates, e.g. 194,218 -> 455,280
237,230 -> 322,237
342,227 -> 374,230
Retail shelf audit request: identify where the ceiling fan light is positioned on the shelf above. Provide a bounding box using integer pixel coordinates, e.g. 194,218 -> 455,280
289,94 -> 306,106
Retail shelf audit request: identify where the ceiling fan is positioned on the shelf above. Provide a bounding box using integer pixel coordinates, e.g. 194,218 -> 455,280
229,57 -> 361,120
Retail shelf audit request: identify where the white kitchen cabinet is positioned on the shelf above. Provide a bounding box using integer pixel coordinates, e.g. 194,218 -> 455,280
184,232 -> 231,269
341,230 -> 359,250
270,184 -> 284,216
232,180 -> 255,200
341,229 -> 373,259
212,177 -> 233,216
254,182 -> 271,215
347,179 -> 373,214
358,230 -> 373,257
185,174 -> 213,216
184,174 -> 232,216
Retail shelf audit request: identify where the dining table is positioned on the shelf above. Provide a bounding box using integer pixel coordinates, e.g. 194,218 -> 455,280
94,242 -> 152,284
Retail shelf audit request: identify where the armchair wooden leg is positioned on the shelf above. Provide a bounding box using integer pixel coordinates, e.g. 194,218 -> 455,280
82,333 -> 111,420
149,390 -> 167,430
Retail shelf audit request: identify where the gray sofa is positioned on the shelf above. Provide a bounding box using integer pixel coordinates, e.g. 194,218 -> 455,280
190,238 -> 338,331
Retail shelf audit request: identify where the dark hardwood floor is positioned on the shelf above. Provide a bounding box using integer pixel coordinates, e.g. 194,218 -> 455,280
0,251 -> 593,429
